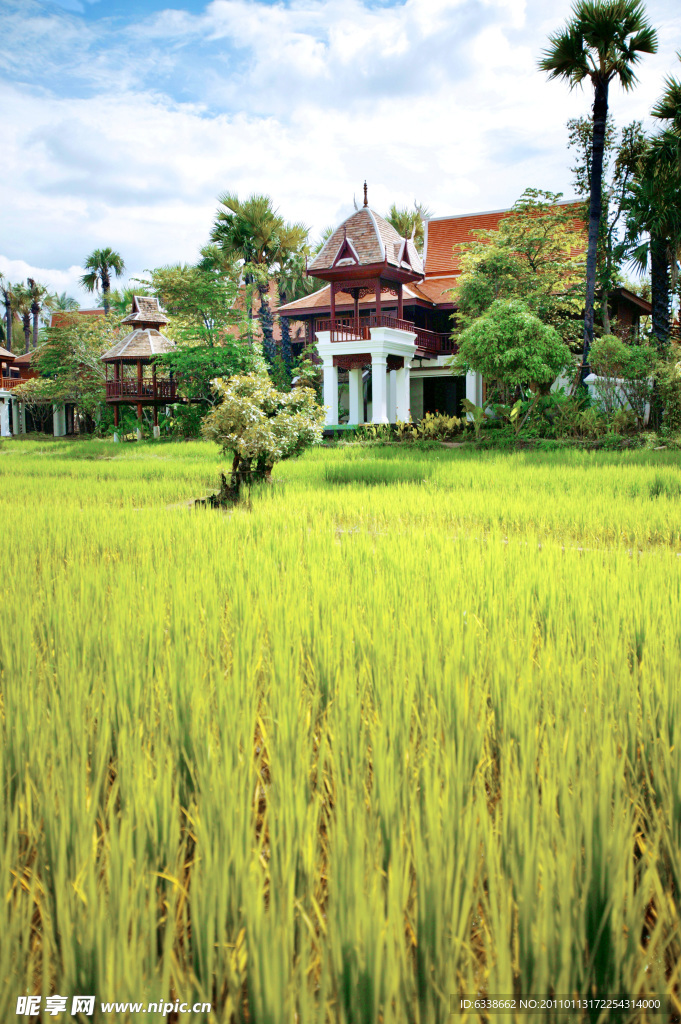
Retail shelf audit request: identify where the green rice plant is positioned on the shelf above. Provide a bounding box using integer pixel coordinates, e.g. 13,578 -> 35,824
0,438 -> 680,1022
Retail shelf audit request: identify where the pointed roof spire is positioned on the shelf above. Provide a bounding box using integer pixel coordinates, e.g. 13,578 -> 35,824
363,181 -> 368,207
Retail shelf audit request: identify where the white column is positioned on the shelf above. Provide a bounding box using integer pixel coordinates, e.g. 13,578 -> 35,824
113,432 -> 120,443
371,356 -> 388,423
387,369 -> 397,423
0,400 -> 9,437
136,427 -> 143,442
153,425 -> 160,439
322,359 -> 339,426
53,404 -> 66,437
348,367 -> 363,424
466,371 -> 482,408
15,401 -> 26,435
396,361 -> 411,422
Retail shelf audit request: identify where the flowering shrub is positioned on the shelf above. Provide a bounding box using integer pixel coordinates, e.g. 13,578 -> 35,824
201,372 -> 325,500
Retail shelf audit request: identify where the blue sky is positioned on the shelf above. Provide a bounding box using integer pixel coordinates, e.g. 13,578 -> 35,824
1,0 -> 680,303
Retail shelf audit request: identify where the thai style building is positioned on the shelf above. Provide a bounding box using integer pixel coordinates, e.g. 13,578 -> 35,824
277,194 -> 652,425
101,296 -> 177,440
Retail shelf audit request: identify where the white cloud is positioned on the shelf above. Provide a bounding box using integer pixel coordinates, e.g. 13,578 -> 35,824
0,0 -> 680,291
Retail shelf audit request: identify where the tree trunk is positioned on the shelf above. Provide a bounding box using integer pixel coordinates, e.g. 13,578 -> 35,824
102,269 -> 110,315
31,302 -> 40,349
650,232 -> 670,356
23,314 -> 30,355
258,289 -> 275,366
280,315 -> 292,371
583,79 -> 609,381
3,296 -> 11,352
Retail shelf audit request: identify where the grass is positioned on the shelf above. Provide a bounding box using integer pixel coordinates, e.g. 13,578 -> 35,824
1,437 -> 681,1022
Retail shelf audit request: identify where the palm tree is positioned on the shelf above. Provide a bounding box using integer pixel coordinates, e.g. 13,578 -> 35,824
0,274 -> 13,352
80,248 -> 125,314
652,54 -> 681,139
12,284 -> 33,355
27,279 -> 51,349
51,292 -> 80,311
385,201 -> 432,255
209,193 -> 308,364
540,0 -> 657,379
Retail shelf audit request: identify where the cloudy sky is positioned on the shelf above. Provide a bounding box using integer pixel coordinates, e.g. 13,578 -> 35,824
1,0 -> 679,304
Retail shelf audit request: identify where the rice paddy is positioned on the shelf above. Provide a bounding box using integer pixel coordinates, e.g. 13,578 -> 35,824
2,437 -> 681,1023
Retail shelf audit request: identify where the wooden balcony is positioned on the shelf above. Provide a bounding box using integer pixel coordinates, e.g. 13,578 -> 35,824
315,315 -> 456,357
106,378 -> 177,402
0,376 -> 27,391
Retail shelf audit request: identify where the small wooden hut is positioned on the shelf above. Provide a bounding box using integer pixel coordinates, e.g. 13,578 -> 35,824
102,297 -> 176,437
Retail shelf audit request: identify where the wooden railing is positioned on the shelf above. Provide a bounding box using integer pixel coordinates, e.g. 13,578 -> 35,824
0,376 -> 27,391
315,315 -> 456,356
106,379 -> 177,400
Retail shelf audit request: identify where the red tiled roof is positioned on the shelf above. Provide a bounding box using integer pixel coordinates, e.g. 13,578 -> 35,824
277,282 -> 430,316
423,202 -> 584,278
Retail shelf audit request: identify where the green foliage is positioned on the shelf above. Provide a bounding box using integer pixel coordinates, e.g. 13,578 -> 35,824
292,344 -> 322,403
80,248 -> 125,312
14,312 -> 120,422
144,264 -> 246,349
453,299 -> 571,393
452,189 -> 586,347
384,201 -> 431,255
201,372 -> 325,493
656,355 -> 681,433
156,343 -> 255,404
589,334 -> 656,424
461,398 -> 486,438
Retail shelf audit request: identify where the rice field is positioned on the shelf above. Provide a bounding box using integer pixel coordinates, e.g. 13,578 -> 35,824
2,437 -> 681,1023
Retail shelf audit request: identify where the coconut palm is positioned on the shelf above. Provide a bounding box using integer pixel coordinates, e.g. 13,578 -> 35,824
210,193 -> 308,364
27,278 -> 51,349
652,53 -> 681,139
0,274 -> 13,352
80,248 -> 125,314
51,292 -> 80,312
539,0 -> 657,379
385,201 -> 432,255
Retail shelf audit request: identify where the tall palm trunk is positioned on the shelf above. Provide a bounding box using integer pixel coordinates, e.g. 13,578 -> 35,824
258,288 -> 275,365
650,232 -> 670,354
2,294 -> 11,353
31,301 -> 40,349
583,79 -> 608,379
102,269 -> 111,314
280,315 -> 292,371
22,314 -> 31,355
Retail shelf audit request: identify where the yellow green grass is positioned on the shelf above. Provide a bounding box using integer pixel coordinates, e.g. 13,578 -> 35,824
1,438 -> 681,1023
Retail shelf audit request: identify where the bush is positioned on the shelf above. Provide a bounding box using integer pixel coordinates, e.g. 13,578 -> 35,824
656,357 -> 681,434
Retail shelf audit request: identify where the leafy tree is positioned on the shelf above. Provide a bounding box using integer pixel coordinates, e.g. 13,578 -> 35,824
144,264 -> 245,348
14,311 -> 121,429
452,299 -> 571,401
588,332 -> 655,422
540,0 -> 658,377
103,284 -> 152,317
453,189 -> 585,348
80,248 -> 125,314
201,372 -> 324,501
208,193 -> 308,365
385,201 -> 431,255
567,115 -> 647,331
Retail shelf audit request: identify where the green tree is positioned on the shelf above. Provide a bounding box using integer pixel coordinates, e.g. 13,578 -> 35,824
452,189 -> 585,348
201,372 -> 324,501
540,0 -> 657,377
208,193 -> 308,366
452,299 -> 571,401
567,116 -> 647,331
622,140 -> 681,355
385,201 -> 431,255
80,248 -> 125,314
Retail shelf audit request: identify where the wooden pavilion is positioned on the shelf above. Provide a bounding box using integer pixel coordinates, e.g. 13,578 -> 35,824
101,297 -> 176,438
